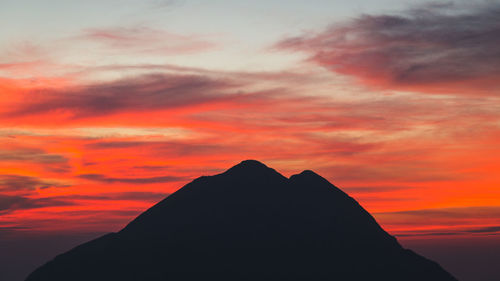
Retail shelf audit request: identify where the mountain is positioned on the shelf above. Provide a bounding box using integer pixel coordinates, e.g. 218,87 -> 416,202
25,160 -> 458,281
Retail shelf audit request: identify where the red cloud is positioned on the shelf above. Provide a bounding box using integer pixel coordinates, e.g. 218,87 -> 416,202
0,61 -> 499,238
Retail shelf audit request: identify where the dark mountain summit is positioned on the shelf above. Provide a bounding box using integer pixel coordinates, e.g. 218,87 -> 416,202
26,160 -> 458,281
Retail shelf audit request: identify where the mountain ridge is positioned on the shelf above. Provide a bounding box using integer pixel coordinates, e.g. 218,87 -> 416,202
26,160 -> 458,281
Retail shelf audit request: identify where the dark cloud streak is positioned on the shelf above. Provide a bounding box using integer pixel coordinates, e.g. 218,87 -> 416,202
78,173 -> 186,184
0,149 -> 68,164
0,174 -> 70,192
376,206 -> 500,219
0,194 -> 74,214
7,73 -> 239,118
0,192 -> 169,214
395,225 -> 500,237
85,140 -> 235,156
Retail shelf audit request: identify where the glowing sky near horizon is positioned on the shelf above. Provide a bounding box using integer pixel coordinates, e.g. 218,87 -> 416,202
1,0 -> 500,239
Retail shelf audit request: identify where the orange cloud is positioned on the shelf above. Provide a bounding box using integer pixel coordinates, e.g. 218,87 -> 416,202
0,61 -> 499,237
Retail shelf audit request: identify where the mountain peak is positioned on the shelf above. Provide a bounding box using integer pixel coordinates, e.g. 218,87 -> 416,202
295,169 -> 321,177
233,159 -> 269,169
26,160 -> 458,281
290,169 -> 337,187
223,159 -> 285,180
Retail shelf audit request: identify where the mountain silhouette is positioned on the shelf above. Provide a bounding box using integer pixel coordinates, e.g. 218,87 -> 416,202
26,160 -> 458,281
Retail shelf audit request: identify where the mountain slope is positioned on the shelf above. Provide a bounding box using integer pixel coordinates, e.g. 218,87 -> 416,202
26,160 -> 458,281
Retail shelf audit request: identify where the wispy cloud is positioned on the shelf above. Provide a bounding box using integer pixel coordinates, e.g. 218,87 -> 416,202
0,148 -> 67,164
376,206 -> 500,220
85,140 -> 234,156
78,174 -> 186,184
50,192 -> 170,202
375,206 -> 500,233
6,73 -> 239,118
276,2 -> 500,95
82,25 -> 215,55
0,191 -> 169,215
0,175 -> 70,192
0,194 -> 74,214
394,225 -> 500,237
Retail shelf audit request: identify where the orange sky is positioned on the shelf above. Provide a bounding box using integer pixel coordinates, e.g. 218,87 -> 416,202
1,1 -> 500,241
1,70 -> 499,238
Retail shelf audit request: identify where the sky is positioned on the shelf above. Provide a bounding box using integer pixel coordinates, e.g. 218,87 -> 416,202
1,0 -> 500,280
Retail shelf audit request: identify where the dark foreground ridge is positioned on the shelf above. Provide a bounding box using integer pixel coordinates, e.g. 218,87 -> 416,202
26,160 -> 458,281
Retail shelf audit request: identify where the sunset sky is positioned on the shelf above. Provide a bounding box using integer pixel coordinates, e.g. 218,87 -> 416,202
1,0 -> 500,280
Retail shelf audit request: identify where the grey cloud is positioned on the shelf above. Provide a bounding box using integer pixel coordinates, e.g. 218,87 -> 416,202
85,140 -> 233,156
395,225 -> 500,237
0,192 -> 169,214
0,149 -> 68,164
0,194 -> 74,214
67,192 -> 169,202
7,73 -> 239,118
277,2 -> 500,94
343,185 -> 416,193
376,206 -> 500,219
0,174 -> 70,192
